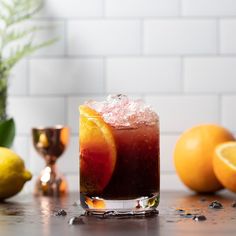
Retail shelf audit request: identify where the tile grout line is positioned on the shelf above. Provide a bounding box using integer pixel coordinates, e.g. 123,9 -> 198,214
103,57 -> 107,94
218,94 -> 223,124
28,54 -> 236,59
102,0 -> 106,17
64,19 -> 68,56
180,56 -> 185,93
27,136 -> 31,169
26,58 -> 30,95
64,95 -> 68,125
9,92 -> 236,98
178,0 -> 182,17
216,17 -> 221,55
140,18 -> 144,55
33,15 -> 236,21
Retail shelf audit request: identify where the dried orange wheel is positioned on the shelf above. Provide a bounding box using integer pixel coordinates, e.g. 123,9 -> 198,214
79,105 -> 116,194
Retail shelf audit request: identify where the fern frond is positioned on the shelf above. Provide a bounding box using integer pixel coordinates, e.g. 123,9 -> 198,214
0,0 -> 57,74
4,38 -> 57,69
5,43 -> 32,68
0,0 -> 14,15
4,26 -> 38,46
0,11 -> 8,23
0,0 -> 41,26
3,0 -> 42,27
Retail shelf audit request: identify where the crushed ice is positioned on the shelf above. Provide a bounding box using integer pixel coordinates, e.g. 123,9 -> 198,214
85,94 -> 158,128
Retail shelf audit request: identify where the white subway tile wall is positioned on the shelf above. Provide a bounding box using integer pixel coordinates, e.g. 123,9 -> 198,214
184,58 -> 236,93
9,60 -> 28,95
182,0 -> 236,16
38,0 -> 104,18
30,20 -> 66,57
9,0 -> 236,193
220,19 -> 236,54
146,95 -> 219,132
222,96 -> 236,132
105,0 -> 180,17
68,20 -> 141,55
144,19 -> 217,55
106,57 -> 181,93
29,59 -> 104,94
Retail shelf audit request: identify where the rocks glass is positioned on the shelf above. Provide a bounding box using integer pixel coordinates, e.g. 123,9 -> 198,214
79,95 -> 160,215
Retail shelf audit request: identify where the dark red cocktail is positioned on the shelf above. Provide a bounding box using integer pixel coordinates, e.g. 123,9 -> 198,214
79,95 -> 159,214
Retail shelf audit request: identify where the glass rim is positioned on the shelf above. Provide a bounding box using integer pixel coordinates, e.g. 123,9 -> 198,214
32,125 -> 69,131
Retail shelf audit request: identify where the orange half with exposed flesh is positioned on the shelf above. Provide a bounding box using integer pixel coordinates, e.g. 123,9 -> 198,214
213,141 -> 236,193
79,105 -> 116,194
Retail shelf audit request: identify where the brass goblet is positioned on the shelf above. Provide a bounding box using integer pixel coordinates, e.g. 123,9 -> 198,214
32,126 -> 69,197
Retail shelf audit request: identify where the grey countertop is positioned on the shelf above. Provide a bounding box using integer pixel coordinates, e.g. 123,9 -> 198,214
0,191 -> 236,236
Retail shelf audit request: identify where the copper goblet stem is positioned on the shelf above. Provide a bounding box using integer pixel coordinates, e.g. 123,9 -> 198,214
32,126 -> 69,197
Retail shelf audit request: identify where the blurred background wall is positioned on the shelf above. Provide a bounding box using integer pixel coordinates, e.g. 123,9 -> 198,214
9,0 -> 236,192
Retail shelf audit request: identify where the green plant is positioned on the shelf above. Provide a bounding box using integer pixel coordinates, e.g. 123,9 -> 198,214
0,0 -> 56,147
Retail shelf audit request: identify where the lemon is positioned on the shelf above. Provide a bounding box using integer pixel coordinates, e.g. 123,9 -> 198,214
0,147 -> 32,200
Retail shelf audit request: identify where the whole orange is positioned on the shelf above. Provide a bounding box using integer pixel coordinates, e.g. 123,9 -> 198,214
173,124 -> 235,193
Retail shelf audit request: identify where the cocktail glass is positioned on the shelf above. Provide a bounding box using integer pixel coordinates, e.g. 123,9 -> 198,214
79,95 -> 159,215
32,126 -> 69,197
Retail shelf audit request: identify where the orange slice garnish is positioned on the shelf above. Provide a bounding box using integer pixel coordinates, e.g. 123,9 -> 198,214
79,105 -> 116,194
85,197 -> 106,209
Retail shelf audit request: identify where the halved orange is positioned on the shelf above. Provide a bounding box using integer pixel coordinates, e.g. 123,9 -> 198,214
213,141 -> 236,193
79,105 -> 116,194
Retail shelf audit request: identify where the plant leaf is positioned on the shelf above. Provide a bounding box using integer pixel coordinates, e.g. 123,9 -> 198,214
0,0 -> 57,75
0,0 -> 14,15
0,11 -> 8,22
0,118 -> 16,147
7,0 -> 43,27
5,38 -> 57,69
4,26 -> 38,46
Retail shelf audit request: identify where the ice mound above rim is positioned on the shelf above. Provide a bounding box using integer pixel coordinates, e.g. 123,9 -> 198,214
85,94 -> 158,128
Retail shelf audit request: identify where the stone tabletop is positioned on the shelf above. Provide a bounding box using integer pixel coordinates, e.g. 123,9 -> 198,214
0,191 -> 236,236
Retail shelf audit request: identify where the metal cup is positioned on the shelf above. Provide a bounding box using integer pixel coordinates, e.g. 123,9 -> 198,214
32,126 -> 69,197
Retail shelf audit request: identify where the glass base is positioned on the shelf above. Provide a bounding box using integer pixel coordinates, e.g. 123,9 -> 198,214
80,193 -> 160,216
